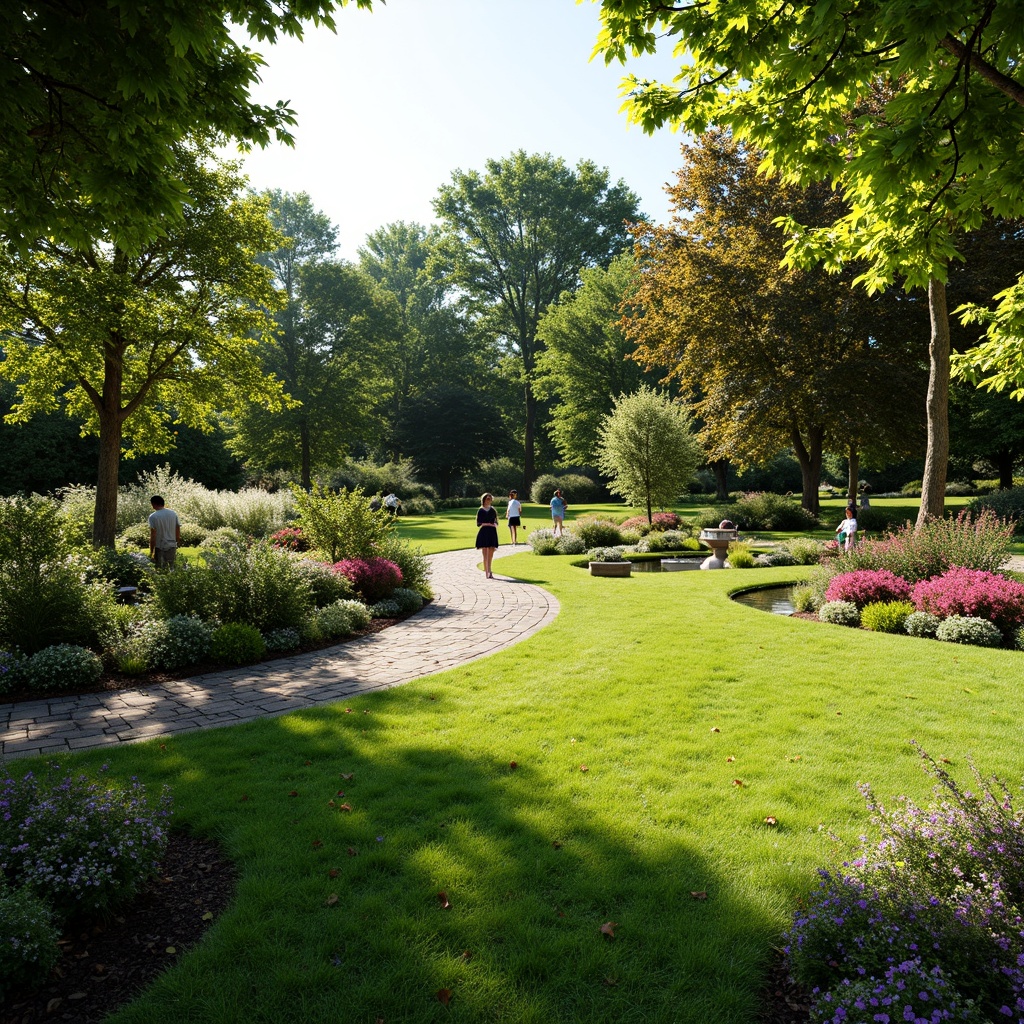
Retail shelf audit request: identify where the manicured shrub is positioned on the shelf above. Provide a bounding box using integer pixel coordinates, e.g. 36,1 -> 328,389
912,567 -> 1024,635
728,543 -> 755,568
0,884 -> 61,998
0,649 -> 26,696
0,765 -> 171,917
148,560 -> 220,621
177,522 -> 209,547
690,506 -> 738,530
681,537 -> 701,551
402,497 -> 436,515
791,585 -> 818,613
529,474 -> 563,505
21,645 -> 103,693
905,611 -> 941,639
818,601 -> 860,627
753,551 -> 798,568
732,491 -> 819,531
784,537 -> 824,565
88,546 -> 151,589
292,483 -> 394,563
200,526 -> 246,549
139,615 -> 213,671
644,529 -> 689,553
571,517 -> 623,549
263,627 -> 302,653
339,599 -> 371,630
969,484 -> 1024,527
331,556 -> 402,603
529,473 -> 602,504
824,569 -> 912,608
620,511 -> 682,533
306,601 -> 358,642
294,559 -> 355,608
209,622 -> 266,664
555,533 -> 587,555
785,750 -> 1024,1020
390,588 -> 424,614
587,546 -> 629,563
269,526 -> 309,551
934,615 -> 1003,647
528,529 -> 559,555
860,600 -> 915,634
370,599 -> 401,618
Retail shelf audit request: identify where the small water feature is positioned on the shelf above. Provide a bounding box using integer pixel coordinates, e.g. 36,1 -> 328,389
629,557 -> 704,572
732,585 -> 797,615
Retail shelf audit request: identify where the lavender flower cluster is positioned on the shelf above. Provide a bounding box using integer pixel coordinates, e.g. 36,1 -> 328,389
786,747 -> 1024,1022
1,763 -> 172,916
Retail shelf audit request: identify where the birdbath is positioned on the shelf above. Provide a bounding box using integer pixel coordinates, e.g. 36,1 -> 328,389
698,521 -> 738,570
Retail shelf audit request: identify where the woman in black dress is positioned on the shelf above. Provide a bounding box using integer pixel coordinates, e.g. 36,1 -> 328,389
475,492 -> 499,579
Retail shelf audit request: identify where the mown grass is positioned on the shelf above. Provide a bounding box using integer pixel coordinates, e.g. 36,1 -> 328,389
18,548 -> 1023,1024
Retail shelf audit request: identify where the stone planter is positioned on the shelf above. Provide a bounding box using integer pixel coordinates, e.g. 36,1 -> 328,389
589,561 -> 631,577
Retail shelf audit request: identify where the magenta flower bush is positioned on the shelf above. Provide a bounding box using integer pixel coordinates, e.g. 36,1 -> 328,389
620,511 -> 681,533
824,569 -> 912,608
331,557 -> 402,603
912,567 -> 1024,635
269,526 -> 308,552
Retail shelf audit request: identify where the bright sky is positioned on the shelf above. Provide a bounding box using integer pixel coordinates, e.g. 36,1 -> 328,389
229,0 -> 687,260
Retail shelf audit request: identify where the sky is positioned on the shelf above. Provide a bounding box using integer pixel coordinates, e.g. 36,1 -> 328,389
229,0 -> 688,260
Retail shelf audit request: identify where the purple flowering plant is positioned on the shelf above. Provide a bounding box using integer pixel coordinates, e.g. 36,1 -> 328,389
825,569 -> 913,609
786,745 -> 1024,1022
0,763 -> 172,918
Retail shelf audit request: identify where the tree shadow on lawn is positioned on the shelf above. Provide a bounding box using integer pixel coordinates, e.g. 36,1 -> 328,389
104,706 -> 779,1024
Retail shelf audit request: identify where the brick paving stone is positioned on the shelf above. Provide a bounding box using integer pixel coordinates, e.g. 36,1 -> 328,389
0,548 -> 557,758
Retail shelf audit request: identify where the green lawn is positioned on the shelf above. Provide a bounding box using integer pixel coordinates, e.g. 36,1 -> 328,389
17,531 -> 1023,1023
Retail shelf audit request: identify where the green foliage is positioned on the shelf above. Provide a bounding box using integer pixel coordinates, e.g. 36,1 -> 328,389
860,601 -> 916,635
372,534 -> 431,599
529,472 -> 603,505
818,601 -> 861,628
390,588 -> 424,614
569,517 -> 623,549
0,884 -> 61,999
732,493 -> 819,532
597,386 -> 702,520
22,645 -> 103,694
969,486 -> 1024,529
292,483 -> 394,563
934,616 -> 1004,648
905,611 -> 941,639
330,459 -> 436,501
791,585 -> 818,613
139,616 -> 213,672
370,599 -> 401,619
293,559 -> 355,608
727,543 -> 755,569
88,546 -> 150,589
263,628 -> 302,654
147,561 -> 220,622
465,458 -> 522,498
0,495 -> 95,654
555,533 -> 587,555
305,600 -> 366,642
209,622 -> 266,665
528,529 -> 560,555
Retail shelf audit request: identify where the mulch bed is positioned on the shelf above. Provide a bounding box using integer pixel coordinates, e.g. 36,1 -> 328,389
1,611 -> 418,705
757,950 -> 812,1024
2,832 -> 237,1024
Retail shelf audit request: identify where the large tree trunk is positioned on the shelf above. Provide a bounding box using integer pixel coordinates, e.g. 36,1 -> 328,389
997,450 -> 1014,491
93,403 -> 123,548
300,419 -> 312,491
711,459 -> 729,500
847,447 -> 860,507
791,423 -> 823,517
523,383 -> 537,496
916,277 -> 950,529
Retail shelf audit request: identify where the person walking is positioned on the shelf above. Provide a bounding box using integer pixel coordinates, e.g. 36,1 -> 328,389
148,495 -> 182,568
550,489 -> 566,538
476,493 -> 499,578
506,489 -> 522,545
835,506 -> 858,552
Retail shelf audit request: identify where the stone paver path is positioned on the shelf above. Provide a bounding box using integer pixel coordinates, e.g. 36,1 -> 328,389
0,548 -> 557,761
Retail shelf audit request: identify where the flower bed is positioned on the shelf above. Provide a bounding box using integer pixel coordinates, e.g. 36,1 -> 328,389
912,567 -> 1024,636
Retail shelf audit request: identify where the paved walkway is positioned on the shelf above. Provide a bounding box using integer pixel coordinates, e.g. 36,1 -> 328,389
0,548 -> 558,761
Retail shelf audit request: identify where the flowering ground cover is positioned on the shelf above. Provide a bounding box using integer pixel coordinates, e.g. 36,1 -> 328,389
8,551 -> 1023,1024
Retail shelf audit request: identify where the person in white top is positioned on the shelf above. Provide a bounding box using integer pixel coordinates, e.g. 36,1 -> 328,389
148,495 -> 182,568
835,506 -> 858,551
505,489 -> 523,544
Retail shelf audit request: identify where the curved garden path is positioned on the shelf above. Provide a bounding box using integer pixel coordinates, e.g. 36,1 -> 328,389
0,548 -> 558,761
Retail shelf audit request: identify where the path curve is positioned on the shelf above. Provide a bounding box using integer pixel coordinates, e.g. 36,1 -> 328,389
0,548 -> 557,761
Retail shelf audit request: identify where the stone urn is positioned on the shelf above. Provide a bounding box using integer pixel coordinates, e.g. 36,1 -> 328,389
589,560 -> 631,577
698,521 -> 738,570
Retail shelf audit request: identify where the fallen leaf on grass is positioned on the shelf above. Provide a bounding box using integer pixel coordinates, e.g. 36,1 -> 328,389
344,708 -> 353,714
764,816 -> 778,827
725,756 -> 735,763
836,711 -> 842,716
903,694 -> 918,700
551,840 -> 562,849
165,946 -> 176,955
603,976 -> 619,986
201,911 -> 214,921
460,950 -> 472,962
312,839 -> 323,849
962,688 -> 974,694
710,727 -> 720,733
600,921 -> 617,939
940,757 -> 952,764
339,803 -> 352,812
509,760 -> 518,769
579,765 -> 589,773
336,790 -> 346,796
328,800 -> 336,808
304,760 -> 312,766
437,989 -> 452,1005
329,869 -> 339,879
732,779 -> 744,787
288,790 -> 298,797
789,755 -> 802,762
690,891 -> 708,900
437,891 -> 452,909
239,794 -> 249,802
326,893 -> 339,907
159,744 -> 166,751
347,847 -> 358,857
341,773 -> 354,781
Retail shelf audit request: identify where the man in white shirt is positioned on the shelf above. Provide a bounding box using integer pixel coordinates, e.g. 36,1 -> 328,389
148,495 -> 182,568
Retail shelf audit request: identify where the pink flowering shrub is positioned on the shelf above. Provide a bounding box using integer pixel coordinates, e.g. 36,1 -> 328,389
620,511 -> 681,533
912,568 -> 1024,635
331,557 -> 402,603
270,526 -> 308,552
824,569 -> 912,608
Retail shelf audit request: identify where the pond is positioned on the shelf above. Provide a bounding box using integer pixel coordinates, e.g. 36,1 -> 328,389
629,557 -> 705,572
731,584 -> 797,616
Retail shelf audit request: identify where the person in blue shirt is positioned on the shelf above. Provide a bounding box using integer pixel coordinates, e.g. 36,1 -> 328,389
550,489 -> 566,538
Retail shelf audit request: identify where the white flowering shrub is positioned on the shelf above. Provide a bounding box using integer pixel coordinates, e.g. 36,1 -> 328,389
754,551 -> 799,568
818,601 -> 861,627
370,599 -> 402,618
528,529 -> 559,555
263,628 -> 302,653
22,645 -> 103,693
934,615 -> 1003,648
306,602 -> 355,641
785,537 -> 825,565
390,588 -> 424,614
555,534 -> 587,555
587,546 -> 629,563
905,611 -> 941,639
139,615 -> 213,671
338,599 -> 371,630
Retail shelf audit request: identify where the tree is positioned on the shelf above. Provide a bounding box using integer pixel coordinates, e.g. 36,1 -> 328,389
597,386 -> 701,524
1,0 -> 373,252
0,152 -> 286,545
534,252 -> 662,465
949,382 -> 1024,490
433,151 -> 642,492
394,385 -> 508,499
625,133 -> 925,515
595,0 -> 1024,526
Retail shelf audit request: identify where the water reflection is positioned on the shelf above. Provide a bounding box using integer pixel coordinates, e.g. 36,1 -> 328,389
731,585 -> 796,616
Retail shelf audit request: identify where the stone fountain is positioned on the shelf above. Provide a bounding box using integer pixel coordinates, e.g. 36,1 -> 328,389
698,520 -> 738,570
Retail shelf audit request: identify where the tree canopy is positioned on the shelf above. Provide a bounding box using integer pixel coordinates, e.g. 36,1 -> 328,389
597,386 -> 701,524
0,152 -> 287,544
433,151 -> 641,491
2,0 -> 373,252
